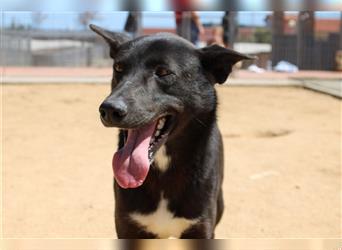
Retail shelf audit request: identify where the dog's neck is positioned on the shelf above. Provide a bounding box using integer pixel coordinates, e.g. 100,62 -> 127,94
165,111 -> 217,166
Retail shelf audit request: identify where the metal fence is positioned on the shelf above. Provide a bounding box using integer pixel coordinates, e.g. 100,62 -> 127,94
1,12 -> 341,71
1,29 -> 111,67
272,33 -> 340,71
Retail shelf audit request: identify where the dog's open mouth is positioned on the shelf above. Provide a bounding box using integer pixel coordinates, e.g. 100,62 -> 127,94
112,115 -> 174,189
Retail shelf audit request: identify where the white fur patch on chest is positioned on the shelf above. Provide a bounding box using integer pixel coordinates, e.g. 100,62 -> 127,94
130,196 -> 198,238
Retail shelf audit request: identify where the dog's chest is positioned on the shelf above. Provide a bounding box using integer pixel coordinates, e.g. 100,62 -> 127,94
130,197 -> 198,238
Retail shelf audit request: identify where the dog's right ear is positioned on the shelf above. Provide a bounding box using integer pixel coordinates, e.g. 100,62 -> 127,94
89,24 -> 131,58
198,44 -> 255,84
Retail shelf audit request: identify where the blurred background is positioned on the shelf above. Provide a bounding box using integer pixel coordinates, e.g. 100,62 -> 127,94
2,11 -> 342,71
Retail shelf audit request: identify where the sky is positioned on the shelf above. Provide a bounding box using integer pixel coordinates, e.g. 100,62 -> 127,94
3,0 -> 342,11
3,11 -> 341,31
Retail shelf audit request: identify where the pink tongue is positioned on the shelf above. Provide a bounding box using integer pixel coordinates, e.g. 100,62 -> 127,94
112,121 -> 157,188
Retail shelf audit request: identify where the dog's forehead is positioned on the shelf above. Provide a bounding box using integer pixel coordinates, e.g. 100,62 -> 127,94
117,33 -> 197,61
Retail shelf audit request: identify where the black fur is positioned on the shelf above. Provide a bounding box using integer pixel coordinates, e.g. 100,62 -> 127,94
90,24 -> 251,239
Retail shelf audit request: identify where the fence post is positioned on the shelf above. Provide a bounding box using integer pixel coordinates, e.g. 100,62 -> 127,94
271,11 -> 284,67
228,11 -> 237,47
340,12 -> 342,49
297,11 -> 315,69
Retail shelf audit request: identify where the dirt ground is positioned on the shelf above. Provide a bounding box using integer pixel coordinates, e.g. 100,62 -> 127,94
2,84 -> 341,238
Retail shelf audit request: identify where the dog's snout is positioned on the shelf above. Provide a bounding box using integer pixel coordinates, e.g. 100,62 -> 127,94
99,99 -> 128,125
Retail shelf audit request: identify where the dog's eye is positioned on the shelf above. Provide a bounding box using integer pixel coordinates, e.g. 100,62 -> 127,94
114,63 -> 124,73
155,67 -> 172,77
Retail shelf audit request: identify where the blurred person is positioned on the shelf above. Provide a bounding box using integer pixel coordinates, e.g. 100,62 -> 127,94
123,0 -> 142,38
175,11 -> 204,45
221,11 -> 237,48
207,26 -> 224,47
222,12 -> 241,76
173,0 -> 204,45
124,12 -> 142,38
222,11 -> 230,47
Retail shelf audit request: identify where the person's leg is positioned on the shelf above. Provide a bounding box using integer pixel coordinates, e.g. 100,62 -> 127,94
180,12 -> 191,41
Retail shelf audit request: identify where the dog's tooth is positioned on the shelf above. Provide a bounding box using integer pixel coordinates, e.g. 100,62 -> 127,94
155,130 -> 160,137
157,122 -> 164,130
160,118 -> 166,126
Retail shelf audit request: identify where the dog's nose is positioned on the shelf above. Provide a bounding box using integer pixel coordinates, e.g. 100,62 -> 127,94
99,99 -> 128,124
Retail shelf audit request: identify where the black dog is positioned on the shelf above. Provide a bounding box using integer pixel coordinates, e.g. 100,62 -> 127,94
90,24 -> 251,239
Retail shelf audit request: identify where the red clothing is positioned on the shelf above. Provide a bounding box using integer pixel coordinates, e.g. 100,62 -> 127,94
175,11 -> 182,25
173,0 -> 191,10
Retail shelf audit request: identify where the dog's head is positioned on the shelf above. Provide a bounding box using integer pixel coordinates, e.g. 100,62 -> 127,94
90,24 -> 252,188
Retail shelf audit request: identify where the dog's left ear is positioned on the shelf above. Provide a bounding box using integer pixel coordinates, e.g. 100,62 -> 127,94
89,24 -> 131,58
199,44 -> 254,84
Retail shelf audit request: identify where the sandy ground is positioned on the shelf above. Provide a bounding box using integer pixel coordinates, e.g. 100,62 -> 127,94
2,84 -> 341,238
